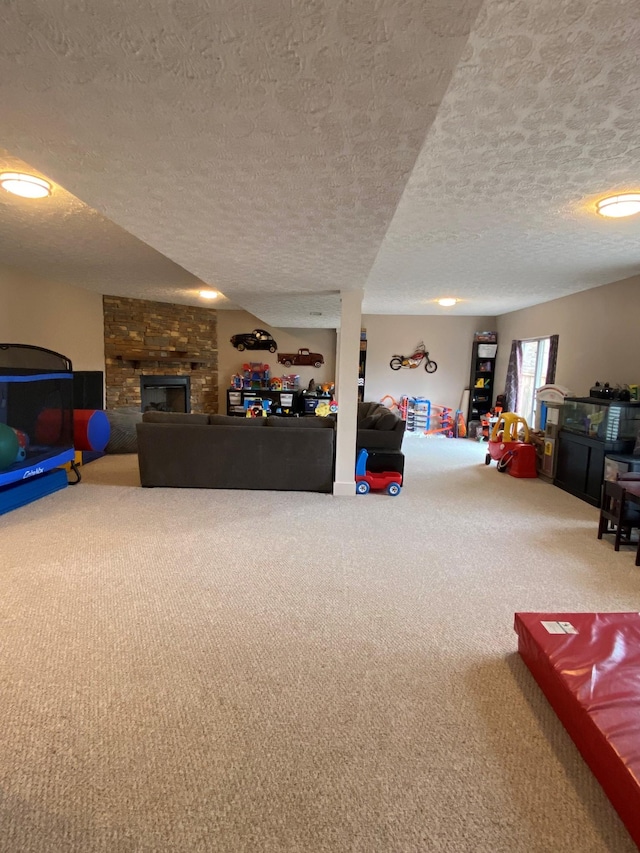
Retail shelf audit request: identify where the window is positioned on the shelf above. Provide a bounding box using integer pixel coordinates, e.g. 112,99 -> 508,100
518,338 -> 551,426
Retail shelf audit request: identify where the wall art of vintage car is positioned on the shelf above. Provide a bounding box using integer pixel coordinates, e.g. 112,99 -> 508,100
229,329 -> 277,352
277,348 -> 324,368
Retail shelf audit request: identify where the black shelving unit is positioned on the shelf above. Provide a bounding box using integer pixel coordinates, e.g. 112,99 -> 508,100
466,336 -> 498,427
358,338 -> 367,402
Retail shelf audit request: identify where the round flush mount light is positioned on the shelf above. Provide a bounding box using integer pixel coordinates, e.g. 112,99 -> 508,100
199,290 -> 218,300
0,172 -> 52,199
437,297 -> 458,307
596,193 -> 640,218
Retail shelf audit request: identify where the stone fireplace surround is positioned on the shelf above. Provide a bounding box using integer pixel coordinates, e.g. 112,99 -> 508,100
104,296 -> 218,413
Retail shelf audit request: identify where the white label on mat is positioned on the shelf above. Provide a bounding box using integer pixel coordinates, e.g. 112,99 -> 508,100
541,620 -> 578,634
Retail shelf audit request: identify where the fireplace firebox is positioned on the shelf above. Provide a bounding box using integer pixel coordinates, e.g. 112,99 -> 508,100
140,375 -> 190,413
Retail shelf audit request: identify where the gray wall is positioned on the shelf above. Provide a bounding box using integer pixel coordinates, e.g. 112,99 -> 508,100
362,314 -> 497,413
0,263 -> 105,371
4,259 -> 638,411
495,273 -> 640,398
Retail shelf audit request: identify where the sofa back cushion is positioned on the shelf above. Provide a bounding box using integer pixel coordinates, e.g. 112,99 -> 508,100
358,401 -> 402,429
358,414 -> 377,429
265,416 -> 335,428
209,414 -> 266,426
375,410 -> 402,431
143,411 -> 209,425
358,407 -> 401,431
358,401 -> 378,420
136,422 -> 335,492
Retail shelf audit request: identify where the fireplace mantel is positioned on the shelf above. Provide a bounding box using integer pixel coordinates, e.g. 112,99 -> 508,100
115,349 -> 207,370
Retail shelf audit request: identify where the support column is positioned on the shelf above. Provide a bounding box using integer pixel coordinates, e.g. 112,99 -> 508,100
333,289 -> 363,496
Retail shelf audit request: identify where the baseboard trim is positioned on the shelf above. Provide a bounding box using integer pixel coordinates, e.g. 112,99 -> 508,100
333,480 -> 356,496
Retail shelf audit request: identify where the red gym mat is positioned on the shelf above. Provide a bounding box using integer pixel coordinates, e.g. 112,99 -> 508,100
514,612 -> 640,847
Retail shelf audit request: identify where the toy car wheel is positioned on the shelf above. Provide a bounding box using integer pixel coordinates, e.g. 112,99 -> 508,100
485,453 -> 491,465
314,361 -> 322,368
269,345 -> 276,353
356,481 -> 370,494
236,343 -> 245,352
387,483 -> 401,496
390,357 -> 402,370
283,359 -> 292,367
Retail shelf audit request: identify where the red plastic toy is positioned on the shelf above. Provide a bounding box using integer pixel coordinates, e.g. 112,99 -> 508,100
355,449 -> 402,496
485,413 -> 537,478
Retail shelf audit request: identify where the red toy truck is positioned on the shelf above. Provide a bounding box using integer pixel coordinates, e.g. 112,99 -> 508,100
355,449 -> 402,496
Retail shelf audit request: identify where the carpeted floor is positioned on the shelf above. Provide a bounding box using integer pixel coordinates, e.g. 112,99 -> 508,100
1,437 -> 638,852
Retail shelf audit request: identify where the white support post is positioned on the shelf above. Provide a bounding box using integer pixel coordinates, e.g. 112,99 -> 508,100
333,289 -> 363,496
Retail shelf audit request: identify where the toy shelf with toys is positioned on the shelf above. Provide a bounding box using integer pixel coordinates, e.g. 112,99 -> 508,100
227,361 -> 337,417
227,388 -> 302,417
227,361 -> 301,416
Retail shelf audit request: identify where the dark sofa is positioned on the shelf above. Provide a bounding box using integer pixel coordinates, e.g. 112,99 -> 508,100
357,401 -> 405,451
136,412 -> 335,492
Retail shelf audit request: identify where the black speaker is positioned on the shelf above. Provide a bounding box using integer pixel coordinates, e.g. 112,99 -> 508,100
73,371 -> 104,410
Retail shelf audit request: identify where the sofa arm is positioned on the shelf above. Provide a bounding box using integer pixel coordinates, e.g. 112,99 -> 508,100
356,427 -> 404,451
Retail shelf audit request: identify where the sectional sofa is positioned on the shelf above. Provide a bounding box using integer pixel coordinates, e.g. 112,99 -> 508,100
136,411 -> 335,492
357,401 -> 406,451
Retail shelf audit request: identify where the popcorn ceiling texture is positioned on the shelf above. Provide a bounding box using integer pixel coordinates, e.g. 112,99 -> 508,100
364,0 -> 640,316
0,0 -> 638,326
0,0 -> 480,325
0,148 -> 237,309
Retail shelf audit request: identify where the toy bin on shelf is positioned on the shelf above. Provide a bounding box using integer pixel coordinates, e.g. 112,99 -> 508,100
0,369 -> 75,512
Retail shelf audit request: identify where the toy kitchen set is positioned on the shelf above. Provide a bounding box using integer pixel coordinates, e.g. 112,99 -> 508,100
553,380 -> 640,506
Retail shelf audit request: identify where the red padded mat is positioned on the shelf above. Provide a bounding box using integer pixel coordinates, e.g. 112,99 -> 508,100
514,612 -> 640,848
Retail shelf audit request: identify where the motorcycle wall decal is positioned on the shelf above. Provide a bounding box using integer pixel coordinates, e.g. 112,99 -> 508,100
389,342 -> 437,372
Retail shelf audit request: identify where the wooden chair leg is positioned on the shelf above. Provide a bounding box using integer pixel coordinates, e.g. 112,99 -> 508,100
614,517 -> 624,551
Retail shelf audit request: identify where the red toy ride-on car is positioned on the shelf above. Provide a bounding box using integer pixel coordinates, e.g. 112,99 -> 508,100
355,449 -> 403,496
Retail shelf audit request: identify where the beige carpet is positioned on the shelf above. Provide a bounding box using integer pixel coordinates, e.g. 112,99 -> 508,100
1,437 -> 638,852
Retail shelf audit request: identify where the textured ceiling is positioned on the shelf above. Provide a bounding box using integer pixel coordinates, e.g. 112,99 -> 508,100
0,149 -> 237,309
365,0 -> 640,317
0,0 -> 638,327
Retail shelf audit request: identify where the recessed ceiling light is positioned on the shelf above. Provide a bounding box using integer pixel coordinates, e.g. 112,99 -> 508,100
437,297 -> 458,307
0,172 -> 52,199
199,290 -> 218,299
596,193 -> 640,218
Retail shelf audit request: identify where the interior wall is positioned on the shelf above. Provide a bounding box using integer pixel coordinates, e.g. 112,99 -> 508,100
495,274 -> 640,398
217,310 -> 337,413
362,314 -> 498,413
0,264 -> 104,370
